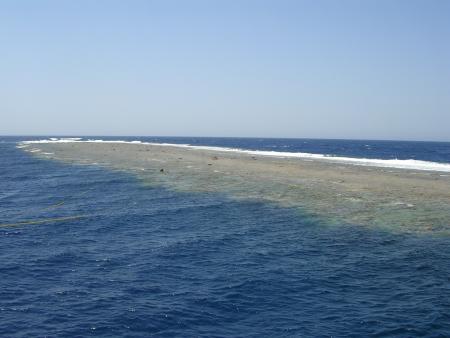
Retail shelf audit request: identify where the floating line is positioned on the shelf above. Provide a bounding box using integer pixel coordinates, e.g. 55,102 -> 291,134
11,189 -> 94,218
0,215 -> 87,228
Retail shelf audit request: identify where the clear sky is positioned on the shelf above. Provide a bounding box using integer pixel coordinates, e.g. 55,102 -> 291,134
1,0 -> 449,141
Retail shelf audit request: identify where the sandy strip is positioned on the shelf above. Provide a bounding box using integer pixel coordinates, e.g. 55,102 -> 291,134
22,141 -> 450,233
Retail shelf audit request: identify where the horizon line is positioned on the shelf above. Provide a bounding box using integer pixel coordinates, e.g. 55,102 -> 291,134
1,134 -> 450,143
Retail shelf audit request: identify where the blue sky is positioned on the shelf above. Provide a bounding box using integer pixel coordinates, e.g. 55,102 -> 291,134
1,0 -> 449,140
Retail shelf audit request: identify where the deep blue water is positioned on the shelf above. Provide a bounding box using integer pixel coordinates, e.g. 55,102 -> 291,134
1,137 -> 450,337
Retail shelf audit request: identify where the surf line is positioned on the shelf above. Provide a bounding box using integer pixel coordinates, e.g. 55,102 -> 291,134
0,215 -> 87,228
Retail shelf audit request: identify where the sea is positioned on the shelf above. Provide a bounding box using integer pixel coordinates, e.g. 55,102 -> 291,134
1,136 -> 450,337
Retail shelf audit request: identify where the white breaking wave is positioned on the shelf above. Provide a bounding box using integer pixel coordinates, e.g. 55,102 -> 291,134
20,138 -> 450,172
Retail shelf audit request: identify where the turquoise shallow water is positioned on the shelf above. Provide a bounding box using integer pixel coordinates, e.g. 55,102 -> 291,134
1,137 -> 450,337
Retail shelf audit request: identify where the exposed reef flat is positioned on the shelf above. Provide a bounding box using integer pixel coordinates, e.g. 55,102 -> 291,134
21,141 -> 450,233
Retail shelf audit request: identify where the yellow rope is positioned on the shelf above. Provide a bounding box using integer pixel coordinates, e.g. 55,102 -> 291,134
11,189 -> 93,218
43,201 -> 65,210
0,215 -> 87,228
42,189 -> 92,211
2,189 -> 93,227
